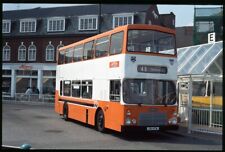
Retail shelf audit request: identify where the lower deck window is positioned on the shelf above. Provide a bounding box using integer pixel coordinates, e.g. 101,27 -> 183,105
63,80 -> 71,96
110,80 -> 121,101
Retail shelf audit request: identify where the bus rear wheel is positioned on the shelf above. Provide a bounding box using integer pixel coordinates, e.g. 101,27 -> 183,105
63,102 -> 68,121
96,110 -> 105,132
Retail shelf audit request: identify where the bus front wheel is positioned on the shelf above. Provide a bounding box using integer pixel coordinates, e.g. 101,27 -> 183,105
96,110 -> 105,132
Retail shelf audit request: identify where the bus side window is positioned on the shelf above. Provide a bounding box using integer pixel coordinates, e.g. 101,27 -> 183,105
72,80 -> 81,97
110,80 -> 121,102
82,80 -> 92,99
58,51 -> 65,65
95,36 -> 109,58
65,48 -> 73,64
63,80 -> 71,96
110,32 -> 124,55
83,41 -> 94,60
74,45 -> 83,62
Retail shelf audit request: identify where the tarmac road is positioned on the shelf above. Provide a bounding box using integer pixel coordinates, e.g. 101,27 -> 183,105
2,101 -> 223,150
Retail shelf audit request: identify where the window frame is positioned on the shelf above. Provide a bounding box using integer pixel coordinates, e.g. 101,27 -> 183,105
3,43 -> 11,61
45,42 -> 55,61
28,42 -> 37,61
112,13 -> 134,29
20,18 -> 37,33
18,43 -> 26,61
78,15 -> 98,31
196,21 -> 214,33
2,20 -> 11,33
47,17 -> 65,32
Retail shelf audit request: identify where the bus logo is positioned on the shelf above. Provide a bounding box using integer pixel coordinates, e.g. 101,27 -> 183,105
169,59 -> 174,65
131,56 -> 136,62
109,61 -> 120,68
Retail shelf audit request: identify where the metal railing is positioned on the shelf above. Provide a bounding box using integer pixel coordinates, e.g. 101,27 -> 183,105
2,93 -> 55,103
191,107 -> 222,134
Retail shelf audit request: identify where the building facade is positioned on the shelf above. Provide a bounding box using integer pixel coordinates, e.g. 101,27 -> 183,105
176,26 -> 193,48
193,7 -> 223,45
2,4 -> 175,97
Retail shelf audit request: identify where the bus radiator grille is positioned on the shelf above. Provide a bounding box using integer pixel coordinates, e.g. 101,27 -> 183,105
138,112 -> 167,126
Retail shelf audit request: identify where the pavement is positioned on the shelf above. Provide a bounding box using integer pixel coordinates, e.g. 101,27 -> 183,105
2,100 -> 223,148
167,122 -> 223,146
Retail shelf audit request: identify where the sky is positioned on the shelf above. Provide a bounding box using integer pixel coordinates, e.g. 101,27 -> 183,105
2,3 -> 223,27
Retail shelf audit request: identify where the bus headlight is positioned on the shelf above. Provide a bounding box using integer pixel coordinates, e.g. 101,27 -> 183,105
173,112 -> 177,116
168,117 -> 177,125
126,110 -> 131,116
125,118 -> 131,125
132,119 -> 137,125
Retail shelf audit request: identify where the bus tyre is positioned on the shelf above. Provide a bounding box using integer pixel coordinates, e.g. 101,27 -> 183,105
96,110 -> 105,133
63,102 -> 68,121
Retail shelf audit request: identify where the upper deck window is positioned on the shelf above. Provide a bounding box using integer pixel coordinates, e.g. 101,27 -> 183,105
65,48 -> 73,64
127,30 -> 176,55
58,51 -> 65,65
47,17 -> 65,32
73,45 -> 83,62
20,19 -> 36,33
83,41 -> 94,60
2,20 -> 11,33
110,32 -> 124,55
95,36 -> 109,58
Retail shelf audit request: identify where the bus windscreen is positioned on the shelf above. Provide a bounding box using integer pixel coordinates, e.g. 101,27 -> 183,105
127,30 -> 175,55
123,79 -> 176,105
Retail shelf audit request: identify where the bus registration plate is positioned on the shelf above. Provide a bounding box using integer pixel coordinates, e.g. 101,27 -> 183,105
146,127 -> 159,131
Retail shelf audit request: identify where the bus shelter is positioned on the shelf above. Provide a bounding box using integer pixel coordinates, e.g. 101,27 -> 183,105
177,41 -> 223,134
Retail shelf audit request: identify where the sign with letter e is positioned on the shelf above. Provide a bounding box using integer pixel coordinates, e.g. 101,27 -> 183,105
208,32 -> 215,43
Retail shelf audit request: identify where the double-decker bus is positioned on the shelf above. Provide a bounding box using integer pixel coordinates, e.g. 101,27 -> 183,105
55,24 -> 179,133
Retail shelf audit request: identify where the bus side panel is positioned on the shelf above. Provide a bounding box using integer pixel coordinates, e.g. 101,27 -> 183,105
98,101 -> 124,132
68,103 -> 87,123
87,107 -> 97,126
67,103 -> 97,126
55,90 -> 60,113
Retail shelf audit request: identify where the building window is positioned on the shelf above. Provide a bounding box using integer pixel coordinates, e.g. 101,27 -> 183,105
46,41 -> 55,61
2,20 -> 11,33
47,17 -> 65,32
196,21 -> 214,33
79,16 -> 98,31
28,42 -> 36,61
3,42 -> 11,61
57,41 -> 64,51
20,19 -> 36,33
18,42 -> 26,61
113,13 -> 134,28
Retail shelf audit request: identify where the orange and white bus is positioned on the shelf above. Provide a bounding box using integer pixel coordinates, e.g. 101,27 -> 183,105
55,24 -> 179,133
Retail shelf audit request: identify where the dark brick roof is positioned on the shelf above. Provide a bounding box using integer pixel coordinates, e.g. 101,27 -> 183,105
3,4 -> 151,19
